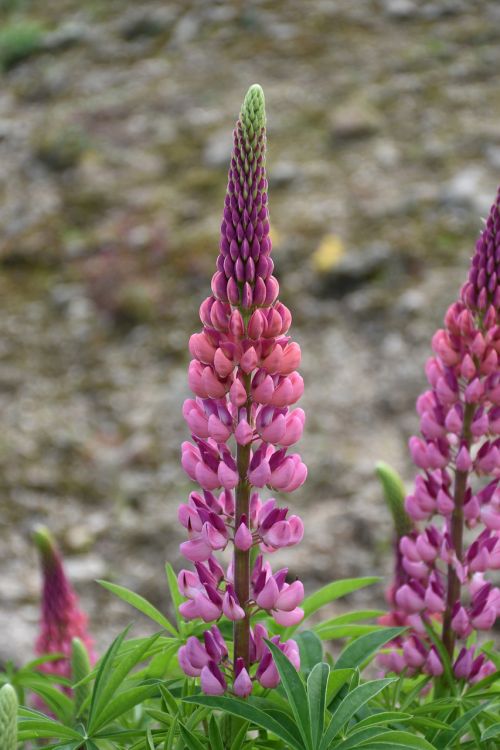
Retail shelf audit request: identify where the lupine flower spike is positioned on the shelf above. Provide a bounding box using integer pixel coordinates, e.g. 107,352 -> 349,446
178,84 -> 306,696
34,526 -> 95,688
380,189 -> 500,683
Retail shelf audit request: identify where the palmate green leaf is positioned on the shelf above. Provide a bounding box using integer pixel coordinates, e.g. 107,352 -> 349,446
399,675 -> 432,710
266,639 -> 313,750
87,626 -> 130,728
315,624 -> 384,640
352,711 -> 411,730
314,612 -> 386,639
230,721 -> 250,750
94,728 -> 152,742
21,653 -> 66,671
326,669 -> 355,705
179,721 -> 207,750
89,631 -> 160,731
98,580 -> 178,636
91,682 -> 159,731
352,730 -> 436,749
128,728 -> 170,750
482,722 -> 500,740
466,669 -> 500,694
408,717 -> 452,732
319,678 -> 395,750
302,578 -> 380,622
183,695 -> 303,750
145,707 -> 174,725
412,699 -> 460,715
296,630 -> 323,674
208,714 -> 224,750
27,681 -> 74,724
17,714 -> 83,742
332,726 -> 395,749
262,708 -> 304,746
280,578 -> 380,640
308,663 -> 329,748
159,683 -> 181,715
433,702 -> 489,749
141,640 -> 180,680
334,627 -> 406,670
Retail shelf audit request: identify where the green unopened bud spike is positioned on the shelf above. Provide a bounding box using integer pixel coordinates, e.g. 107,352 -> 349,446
375,461 -> 413,538
0,684 -> 18,750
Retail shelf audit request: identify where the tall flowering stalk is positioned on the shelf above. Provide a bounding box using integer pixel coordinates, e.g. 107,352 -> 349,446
177,85 -> 306,697
380,189 -> 500,683
34,526 -> 95,686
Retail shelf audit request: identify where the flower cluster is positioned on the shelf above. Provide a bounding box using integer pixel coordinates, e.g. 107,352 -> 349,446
34,527 -> 95,685
380,188 -> 500,683
177,85 -> 305,696
178,622 -> 300,697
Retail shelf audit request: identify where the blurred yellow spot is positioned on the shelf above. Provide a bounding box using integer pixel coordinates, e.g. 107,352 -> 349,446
270,226 -> 281,249
312,234 -> 344,273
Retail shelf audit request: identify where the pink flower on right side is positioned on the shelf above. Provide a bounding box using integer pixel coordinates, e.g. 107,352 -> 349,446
380,187 -> 500,684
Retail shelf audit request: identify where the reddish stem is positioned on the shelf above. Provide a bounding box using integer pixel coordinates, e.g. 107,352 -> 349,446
441,403 -> 474,659
233,371 -> 252,672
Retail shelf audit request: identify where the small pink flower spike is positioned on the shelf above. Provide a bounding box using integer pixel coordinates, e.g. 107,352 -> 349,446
33,526 -> 95,686
382,184 -> 500,683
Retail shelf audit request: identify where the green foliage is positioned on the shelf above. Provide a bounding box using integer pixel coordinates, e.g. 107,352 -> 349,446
185,642 -> 422,750
5,568 -> 499,749
0,21 -> 43,70
0,684 -> 18,750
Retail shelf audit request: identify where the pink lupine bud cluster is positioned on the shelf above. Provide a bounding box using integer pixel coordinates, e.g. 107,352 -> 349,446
177,85 -> 306,696
33,526 -> 95,685
178,622 -> 300,697
380,188 -> 500,683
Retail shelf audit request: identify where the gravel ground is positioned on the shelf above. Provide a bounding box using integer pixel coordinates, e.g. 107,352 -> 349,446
2,0 -> 500,662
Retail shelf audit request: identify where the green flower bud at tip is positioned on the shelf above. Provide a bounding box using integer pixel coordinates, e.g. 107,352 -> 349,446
241,83 -> 266,135
32,524 -> 57,565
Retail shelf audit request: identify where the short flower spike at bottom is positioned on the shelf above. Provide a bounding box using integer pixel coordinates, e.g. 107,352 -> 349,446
33,526 -> 95,687
178,84 -> 306,696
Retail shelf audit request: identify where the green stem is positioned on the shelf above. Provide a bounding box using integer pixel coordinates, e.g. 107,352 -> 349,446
441,403 -> 475,660
233,371 -> 252,672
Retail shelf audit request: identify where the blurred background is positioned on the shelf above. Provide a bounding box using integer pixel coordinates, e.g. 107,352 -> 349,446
2,0 -> 500,662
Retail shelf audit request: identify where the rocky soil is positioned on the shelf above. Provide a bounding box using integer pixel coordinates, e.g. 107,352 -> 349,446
2,0 -> 500,662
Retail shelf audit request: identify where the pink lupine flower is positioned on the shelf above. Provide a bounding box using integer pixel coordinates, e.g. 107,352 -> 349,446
177,85 -> 304,696
34,526 -> 95,686
381,186 -> 500,683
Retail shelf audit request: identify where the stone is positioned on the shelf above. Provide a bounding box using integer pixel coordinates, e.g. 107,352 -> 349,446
382,0 -> 417,19
118,8 -> 176,40
315,243 -> 392,296
330,100 -> 382,141
441,166 -> 494,214
203,128 -> 233,168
